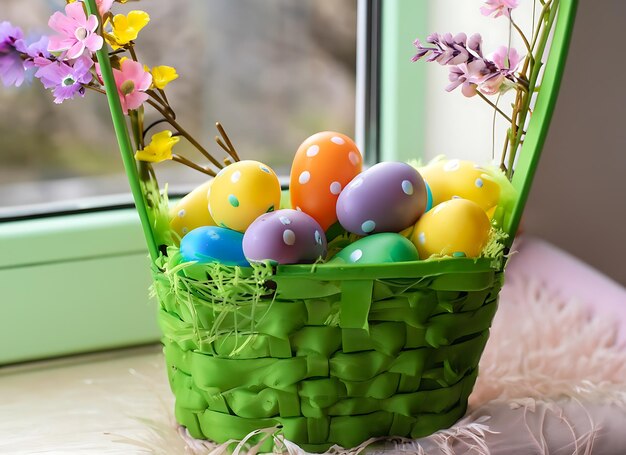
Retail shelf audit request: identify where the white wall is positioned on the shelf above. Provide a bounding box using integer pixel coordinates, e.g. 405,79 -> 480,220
424,0 -> 533,164
421,1 -> 625,285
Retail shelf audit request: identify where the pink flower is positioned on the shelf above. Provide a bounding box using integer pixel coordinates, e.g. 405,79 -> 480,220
480,0 -> 519,18
446,60 -> 490,98
490,46 -> 521,72
48,2 -> 103,60
111,59 -> 152,112
481,46 -> 522,95
96,0 -> 115,16
446,60 -> 485,98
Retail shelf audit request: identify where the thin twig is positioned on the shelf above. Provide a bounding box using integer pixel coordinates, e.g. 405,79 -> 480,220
128,44 -> 138,62
216,122 -> 240,162
158,88 -> 170,109
108,49 -> 126,57
143,118 -> 169,138
146,90 -> 175,119
215,137 -> 233,156
85,84 -> 107,95
146,99 -> 224,170
172,154 -> 216,177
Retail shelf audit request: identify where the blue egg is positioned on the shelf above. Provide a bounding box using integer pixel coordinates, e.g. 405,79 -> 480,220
180,226 -> 249,266
425,181 -> 433,212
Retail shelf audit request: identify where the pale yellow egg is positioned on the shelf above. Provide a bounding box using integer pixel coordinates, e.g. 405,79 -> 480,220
411,198 -> 491,259
169,179 -> 216,240
208,160 -> 281,233
419,159 -> 500,214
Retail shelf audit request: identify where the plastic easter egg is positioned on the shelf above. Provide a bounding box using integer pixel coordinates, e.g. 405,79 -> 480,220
290,131 -> 362,230
424,181 -> 433,212
208,160 -> 281,232
330,233 -> 419,265
419,159 -> 500,213
411,199 -> 491,259
169,180 -> 216,240
336,162 -> 427,235
243,209 -> 327,265
180,226 -> 249,266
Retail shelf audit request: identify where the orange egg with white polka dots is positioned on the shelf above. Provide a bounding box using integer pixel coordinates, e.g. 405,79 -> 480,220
290,132 -> 363,231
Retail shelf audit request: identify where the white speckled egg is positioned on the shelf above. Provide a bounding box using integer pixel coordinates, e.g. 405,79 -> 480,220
336,162 -> 428,235
208,160 -> 281,233
243,209 -> 327,265
411,198 -> 491,258
290,132 -> 362,230
419,159 -> 500,214
169,180 -> 216,240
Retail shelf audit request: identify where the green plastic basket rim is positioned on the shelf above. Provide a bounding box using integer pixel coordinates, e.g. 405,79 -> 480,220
275,256 -> 501,280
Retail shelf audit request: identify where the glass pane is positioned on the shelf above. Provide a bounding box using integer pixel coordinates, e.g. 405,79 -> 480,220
0,0 -> 357,212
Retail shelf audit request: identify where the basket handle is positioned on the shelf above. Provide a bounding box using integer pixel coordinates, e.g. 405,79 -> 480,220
85,0 -> 160,261
504,0 -> 578,248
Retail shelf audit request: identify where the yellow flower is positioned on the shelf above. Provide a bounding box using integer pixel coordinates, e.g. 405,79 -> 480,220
106,10 -> 150,49
149,65 -> 179,90
135,130 -> 180,163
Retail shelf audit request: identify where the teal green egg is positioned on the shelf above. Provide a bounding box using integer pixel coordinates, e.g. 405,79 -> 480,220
329,233 -> 419,265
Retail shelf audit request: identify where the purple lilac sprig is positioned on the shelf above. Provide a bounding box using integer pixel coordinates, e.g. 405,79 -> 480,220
412,32 -> 522,98
0,21 -> 27,87
410,0 -> 563,179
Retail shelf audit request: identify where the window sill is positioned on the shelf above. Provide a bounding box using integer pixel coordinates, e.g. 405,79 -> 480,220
0,209 -> 160,365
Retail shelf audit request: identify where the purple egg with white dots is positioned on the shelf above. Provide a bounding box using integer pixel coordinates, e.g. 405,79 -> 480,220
243,209 -> 327,265
336,162 -> 428,235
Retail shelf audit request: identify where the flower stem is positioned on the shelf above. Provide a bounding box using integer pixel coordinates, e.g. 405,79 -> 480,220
507,0 -> 559,178
476,91 -> 515,125
510,18 -> 533,56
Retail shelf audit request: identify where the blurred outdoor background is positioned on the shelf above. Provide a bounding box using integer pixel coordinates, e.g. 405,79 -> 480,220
0,0 -> 357,206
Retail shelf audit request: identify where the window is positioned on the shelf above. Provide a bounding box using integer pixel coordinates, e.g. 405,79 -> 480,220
0,0 -> 361,364
1,0 -> 358,213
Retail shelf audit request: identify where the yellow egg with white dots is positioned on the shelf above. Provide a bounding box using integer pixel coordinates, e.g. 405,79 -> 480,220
170,179 -> 216,240
208,160 -> 281,232
411,198 -> 491,259
419,159 -> 500,215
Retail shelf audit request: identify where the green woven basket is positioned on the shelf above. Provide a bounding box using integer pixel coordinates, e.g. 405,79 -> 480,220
87,0 -> 578,451
154,254 -> 503,452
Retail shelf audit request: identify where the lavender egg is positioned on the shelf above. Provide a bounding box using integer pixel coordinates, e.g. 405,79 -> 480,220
336,162 -> 428,235
243,209 -> 327,265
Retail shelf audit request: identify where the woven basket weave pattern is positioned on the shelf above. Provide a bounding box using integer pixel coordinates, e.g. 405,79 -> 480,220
155,260 -> 503,452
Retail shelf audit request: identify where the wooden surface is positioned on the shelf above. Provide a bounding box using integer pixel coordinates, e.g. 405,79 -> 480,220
0,345 -> 184,454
